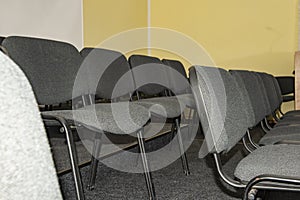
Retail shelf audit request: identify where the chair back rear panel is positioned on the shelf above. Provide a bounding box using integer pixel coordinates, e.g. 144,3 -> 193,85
2,36 -> 82,105
162,59 -> 191,95
81,48 -> 135,100
129,55 -> 170,96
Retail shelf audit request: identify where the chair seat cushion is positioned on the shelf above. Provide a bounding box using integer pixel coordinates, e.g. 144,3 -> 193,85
177,93 -> 195,108
284,110 -> 300,117
234,144 -> 300,182
138,96 -> 186,118
259,125 -> 300,145
43,102 -> 150,134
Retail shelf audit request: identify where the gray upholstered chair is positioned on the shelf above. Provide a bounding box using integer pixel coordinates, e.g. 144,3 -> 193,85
189,65 -> 300,200
161,59 -> 197,133
0,52 -> 62,200
229,70 -> 300,147
2,37 -> 153,200
79,48 -> 156,198
129,54 -> 190,175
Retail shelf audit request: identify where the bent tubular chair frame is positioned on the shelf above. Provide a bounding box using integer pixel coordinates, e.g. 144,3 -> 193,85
41,114 -> 85,200
213,153 -> 300,200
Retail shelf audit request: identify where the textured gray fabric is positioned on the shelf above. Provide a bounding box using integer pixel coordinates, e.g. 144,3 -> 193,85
230,70 -> 267,125
80,48 -> 135,100
2,36 -> 83,105
259,125 -> 300,145
0,36 -> 5,44
43,102 -> 150,134
274,116 -> 300,127
271,75 -> 283,105
234,144 -> 300,181
190,66 -> 249,153
257,72 -> 279,112
129,55 -> 170,96
0,52 -> 62,199
162,59 -> 188,79
229,70 -> 256,127
177,93 -> 196,108
254,73 -> 272,115
138,96 -> 186,118
284,110 -> 300,116
161,59 -> 191,95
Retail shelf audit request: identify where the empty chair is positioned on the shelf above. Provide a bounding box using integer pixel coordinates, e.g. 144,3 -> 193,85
129,54 -> 190,175
230,70 -> 300,146
78,48 -> 157,198
3,37 -> 153,199
0,52 -> 62,200
189,65 -> 300,200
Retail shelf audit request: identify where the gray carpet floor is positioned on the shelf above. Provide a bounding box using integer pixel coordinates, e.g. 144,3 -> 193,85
50,126 -> 300,200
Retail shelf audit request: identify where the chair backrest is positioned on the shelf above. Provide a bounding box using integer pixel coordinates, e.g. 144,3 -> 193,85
128,55 -> 170,96
256,72 -> 280,113
80,48 -> 135,101
275,76 -> 294,95
0,52 -> 62,199
230,70 -> 267,126
0,36 -> 5,44
2,36 -> 83,105
189,66 -> 249,153
162,58 -> 191,95
271,75 -> 284,104
229,71 -> 256,127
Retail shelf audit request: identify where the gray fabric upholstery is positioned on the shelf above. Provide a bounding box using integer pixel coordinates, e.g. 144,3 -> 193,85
43,102 -> 150,134
271,75 -> 284,105
161,59 -> 191,95
274,115 -> 300,127
0,52 -> 62,199
257,72 -> 279,113
129,55 -> 170,96
0,36 -> 5,44
254,73 -> 272,115
229,70 -> 256,127
234,144 -> 300,181
230,70 -> 267,125
177,93 -> 196,108
162,59 -> 188,79
2,36 -> 83,105
284,110 -> 300,117
189,66 -> 249,153
80,48 -> 135,100
259,125 -> 300,145
138,96 -> 186,118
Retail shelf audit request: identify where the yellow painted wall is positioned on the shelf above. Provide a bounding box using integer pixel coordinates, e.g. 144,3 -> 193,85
151,0 -> 298,76
83,0 -> 298,111
83,0 -> 147,47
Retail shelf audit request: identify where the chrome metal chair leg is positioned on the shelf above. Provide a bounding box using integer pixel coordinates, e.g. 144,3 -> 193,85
137,130 -> 156,200
42,114 -> 85,200
175,118 -> 190,175
87,134 -> 102,191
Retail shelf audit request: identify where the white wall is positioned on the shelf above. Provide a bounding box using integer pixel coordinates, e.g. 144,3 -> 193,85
0,0 -> 83,49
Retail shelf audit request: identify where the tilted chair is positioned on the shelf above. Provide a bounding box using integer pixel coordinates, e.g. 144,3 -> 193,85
189,65 -> 300,200
2,36 -> 153,200
0,52 -> 62,200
